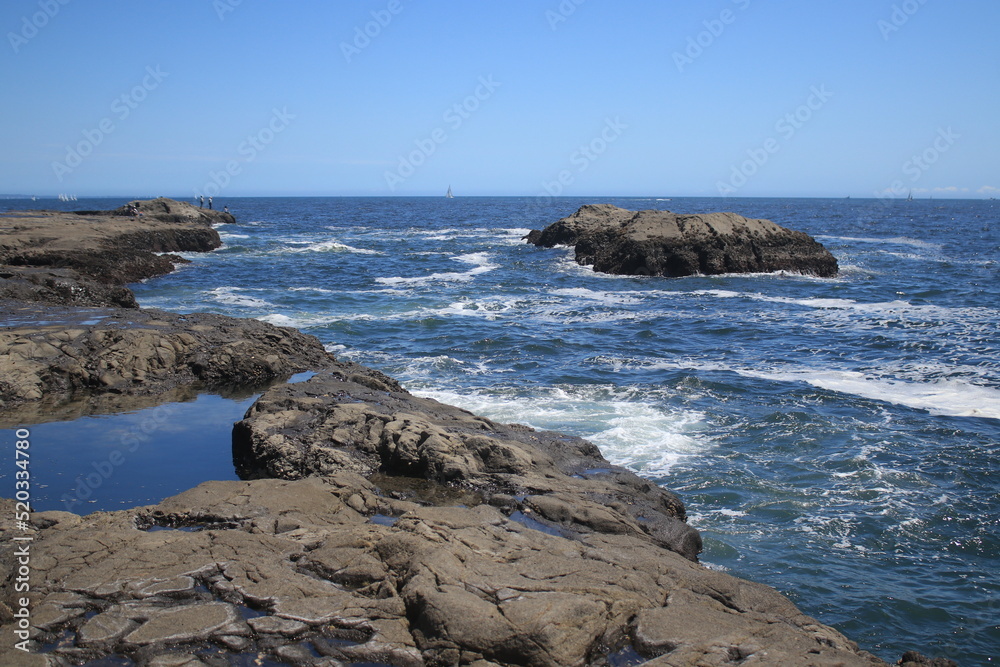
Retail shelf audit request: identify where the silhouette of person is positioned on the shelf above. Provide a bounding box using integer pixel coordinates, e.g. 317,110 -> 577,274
199,195 -> 204,209
208,196 -> 213,210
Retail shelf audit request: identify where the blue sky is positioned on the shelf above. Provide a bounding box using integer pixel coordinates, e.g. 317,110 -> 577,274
2,1 -> 997,198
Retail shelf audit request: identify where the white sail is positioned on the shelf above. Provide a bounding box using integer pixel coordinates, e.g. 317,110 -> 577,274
446,185 -> 454,198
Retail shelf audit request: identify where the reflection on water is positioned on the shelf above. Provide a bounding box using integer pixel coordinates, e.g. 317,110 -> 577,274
3,392 -> 257,514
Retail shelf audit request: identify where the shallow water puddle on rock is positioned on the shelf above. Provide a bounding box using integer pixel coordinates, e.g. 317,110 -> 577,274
6,392 -> 258,514
367,513 -> 398,526
508,510 -> 576,539
369,472 -> 483,507
605,644 -> 648,666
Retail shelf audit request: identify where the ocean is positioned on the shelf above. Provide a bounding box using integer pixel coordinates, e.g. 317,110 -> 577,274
5,196 -> 998,663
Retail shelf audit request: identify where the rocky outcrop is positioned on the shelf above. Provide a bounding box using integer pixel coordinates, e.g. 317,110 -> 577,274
106,197 -> 235,225
232,369 -> 701,562
0,303 -> 334,423
0,477 -> 888,667
0,198 -> 225,293
526,204 -> 838,278
0,267 -> 137,308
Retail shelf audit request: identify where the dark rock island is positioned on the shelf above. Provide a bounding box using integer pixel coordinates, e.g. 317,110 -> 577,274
526,204 -> 839,278
0,199 -> 942,666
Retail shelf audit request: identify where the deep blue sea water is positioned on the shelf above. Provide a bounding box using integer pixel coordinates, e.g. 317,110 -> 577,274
3,196 -> 999,663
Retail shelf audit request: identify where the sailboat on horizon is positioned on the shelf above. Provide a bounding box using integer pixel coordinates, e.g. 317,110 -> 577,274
445,185 -> 454,199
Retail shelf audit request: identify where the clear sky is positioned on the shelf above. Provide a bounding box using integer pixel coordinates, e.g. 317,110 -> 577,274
2,1 -> 997,199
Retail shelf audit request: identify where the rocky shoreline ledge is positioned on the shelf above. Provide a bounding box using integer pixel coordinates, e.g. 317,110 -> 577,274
0,200 -> 946,665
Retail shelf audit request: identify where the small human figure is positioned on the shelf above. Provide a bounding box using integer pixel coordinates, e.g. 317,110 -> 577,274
223,205 -> 229,214
208,196 -> 213,210
199,195 -> 204,209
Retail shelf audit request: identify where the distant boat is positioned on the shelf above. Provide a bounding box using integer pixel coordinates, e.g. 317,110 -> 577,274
907,190 -> 913,201
445,185 -> 454,199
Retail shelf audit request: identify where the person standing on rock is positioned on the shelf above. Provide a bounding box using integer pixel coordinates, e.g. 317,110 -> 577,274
223,205 -> 229,214
199,195 -> 204,209
208,196 -> 213,210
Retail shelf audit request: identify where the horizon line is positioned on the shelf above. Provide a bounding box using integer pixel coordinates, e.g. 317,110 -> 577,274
2,193 -> 997,201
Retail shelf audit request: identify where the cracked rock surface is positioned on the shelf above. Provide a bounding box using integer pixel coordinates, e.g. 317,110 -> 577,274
233,369 -> 701,563
0,475 -> 886,666
0,370 -> 888,666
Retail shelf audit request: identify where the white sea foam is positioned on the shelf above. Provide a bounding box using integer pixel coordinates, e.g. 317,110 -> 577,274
881,251 -> 944,262
412,384 -> 712,476
628,356 -> 1000,420
552,288 -> 643,306
691,289 -> 998,322
401,355 -> 495,378
761,370 -> 1000,419
817,235 -> 943,252
376,252 -> 497,286
693,289 -> 882,310
259,314 -> 298,327
207,287 -> 274,308
286,239 -> 382,255
504,228 -> 533,237
257,312 -> 349,328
